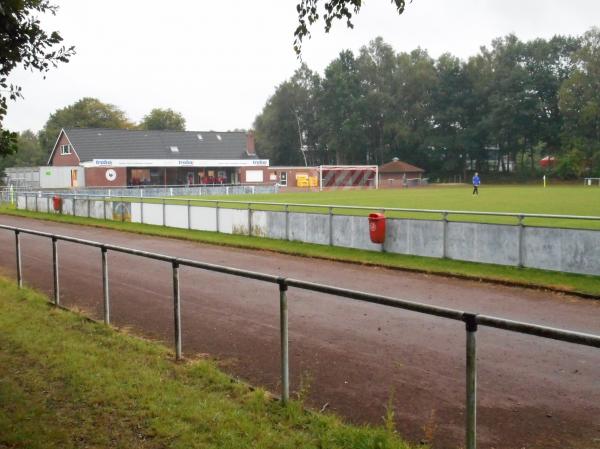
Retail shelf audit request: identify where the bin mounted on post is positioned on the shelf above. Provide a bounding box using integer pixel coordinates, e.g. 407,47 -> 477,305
52,195 -> 62,212
368,213 -> 386,243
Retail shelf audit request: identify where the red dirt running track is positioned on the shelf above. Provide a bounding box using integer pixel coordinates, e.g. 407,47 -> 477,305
0,215 -> 598,449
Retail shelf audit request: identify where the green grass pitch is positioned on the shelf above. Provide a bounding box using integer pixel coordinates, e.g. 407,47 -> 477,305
203,184 -> 600,229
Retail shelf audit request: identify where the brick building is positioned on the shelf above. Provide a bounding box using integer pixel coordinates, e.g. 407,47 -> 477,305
378,158 -> 424,188
47,128 -> 267,187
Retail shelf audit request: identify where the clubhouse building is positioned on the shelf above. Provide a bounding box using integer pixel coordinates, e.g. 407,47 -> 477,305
47,128 -> 268,187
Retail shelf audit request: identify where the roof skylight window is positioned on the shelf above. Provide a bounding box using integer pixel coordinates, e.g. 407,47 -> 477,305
170,146 -> 179,153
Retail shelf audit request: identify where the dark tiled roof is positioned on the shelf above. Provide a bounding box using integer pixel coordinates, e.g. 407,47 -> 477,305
63,128 -> 253,161
379,160 -> 424,173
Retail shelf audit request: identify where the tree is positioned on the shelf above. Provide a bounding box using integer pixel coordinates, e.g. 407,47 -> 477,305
486,35 -> 534,172
254,65 -> 322,166
461,51 -> 494,173
430,53 -> 469,174
554,148 -> 586,179
385,48 -> 438,170
0,0 -> 75,156
356,37 -> 397,165
0,131 -> 46,175
559,28 -> 600,175
256,30 -> 597,178
39,97 -> 134,152
254,84 -> 304,166
293,0 -> 407,54
139,108 -> 186,131
522,35 -> 581,157
320,50 -> 368,164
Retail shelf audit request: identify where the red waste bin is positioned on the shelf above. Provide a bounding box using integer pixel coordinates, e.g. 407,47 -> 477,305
52,195 -> 62,211
368,213 -> 386,243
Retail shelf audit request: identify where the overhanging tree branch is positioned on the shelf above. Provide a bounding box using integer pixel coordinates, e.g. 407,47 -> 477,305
293,0 -> 408,55
0,0 -> 75,156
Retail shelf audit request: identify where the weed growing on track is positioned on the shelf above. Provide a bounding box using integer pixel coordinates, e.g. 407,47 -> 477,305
421,410 -> 438,446
2,205 -> 600,297
384,390 -> 397,436
0,277 -> 417,449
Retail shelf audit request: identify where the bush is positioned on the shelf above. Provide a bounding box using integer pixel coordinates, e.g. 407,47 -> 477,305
553,149 -> 586,179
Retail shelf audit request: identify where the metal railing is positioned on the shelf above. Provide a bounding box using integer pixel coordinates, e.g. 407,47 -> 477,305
13,190 -> 600,226
0,186 -> 32,204
0,223 -> 598,449
1,184 -> 279,200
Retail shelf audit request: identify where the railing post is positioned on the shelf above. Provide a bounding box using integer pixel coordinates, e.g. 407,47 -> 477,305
248,203 -> 252,236
442,211 -> 449,258
187,199 -> 191,229
215,201 -> 220,233
52,237 -> 60,305
285,204 -> 290,241
172,260 -> 182,360
101,247 -> 110,324
517,215 -> 524,268
15,230 -> 22,288
162,198 -> 166,226
463,313 -> 478,449
381,208 -> 386,252
328,207 -> 333,246
140,197 -> 144,224
278,278 -> 289,404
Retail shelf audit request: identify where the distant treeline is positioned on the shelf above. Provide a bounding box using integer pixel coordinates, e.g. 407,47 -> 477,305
254,29 -> 600,178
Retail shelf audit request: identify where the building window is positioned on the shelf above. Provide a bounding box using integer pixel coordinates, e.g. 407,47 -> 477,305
60,144 -> 72,155
245,170 -> 263,183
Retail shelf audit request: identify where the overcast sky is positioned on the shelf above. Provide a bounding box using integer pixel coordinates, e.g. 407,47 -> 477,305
5,0 -> 600,134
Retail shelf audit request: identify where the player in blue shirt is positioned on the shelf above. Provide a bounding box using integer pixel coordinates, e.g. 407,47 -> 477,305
472,173 -> 481,195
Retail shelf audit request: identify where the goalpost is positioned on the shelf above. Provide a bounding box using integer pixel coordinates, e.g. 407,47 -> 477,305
318,165 -> 379,191
584,177 -> 600,186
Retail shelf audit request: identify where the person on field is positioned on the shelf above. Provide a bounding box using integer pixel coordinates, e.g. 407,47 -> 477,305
472,172 -> 481,195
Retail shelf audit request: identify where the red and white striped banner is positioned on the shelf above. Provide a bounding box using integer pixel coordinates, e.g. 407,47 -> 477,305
321,168 -> 377,189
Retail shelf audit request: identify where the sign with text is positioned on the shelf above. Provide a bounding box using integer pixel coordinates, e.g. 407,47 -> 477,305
85,159 -> 269,168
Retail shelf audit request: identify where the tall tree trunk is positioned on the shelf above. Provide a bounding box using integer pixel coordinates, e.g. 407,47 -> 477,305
529,144 -> 535,173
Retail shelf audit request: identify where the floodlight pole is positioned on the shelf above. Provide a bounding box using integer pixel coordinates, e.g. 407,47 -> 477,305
294,110 -> 308,167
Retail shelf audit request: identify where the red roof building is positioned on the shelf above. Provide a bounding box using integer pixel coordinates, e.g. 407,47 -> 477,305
379,158 -> 425,188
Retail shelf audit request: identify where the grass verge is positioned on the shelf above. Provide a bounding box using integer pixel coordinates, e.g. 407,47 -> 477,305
1,205 -> 600,298
0,276 -> 415,449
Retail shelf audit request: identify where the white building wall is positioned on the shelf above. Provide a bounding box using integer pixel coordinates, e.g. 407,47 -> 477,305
39,166 -> 85,189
